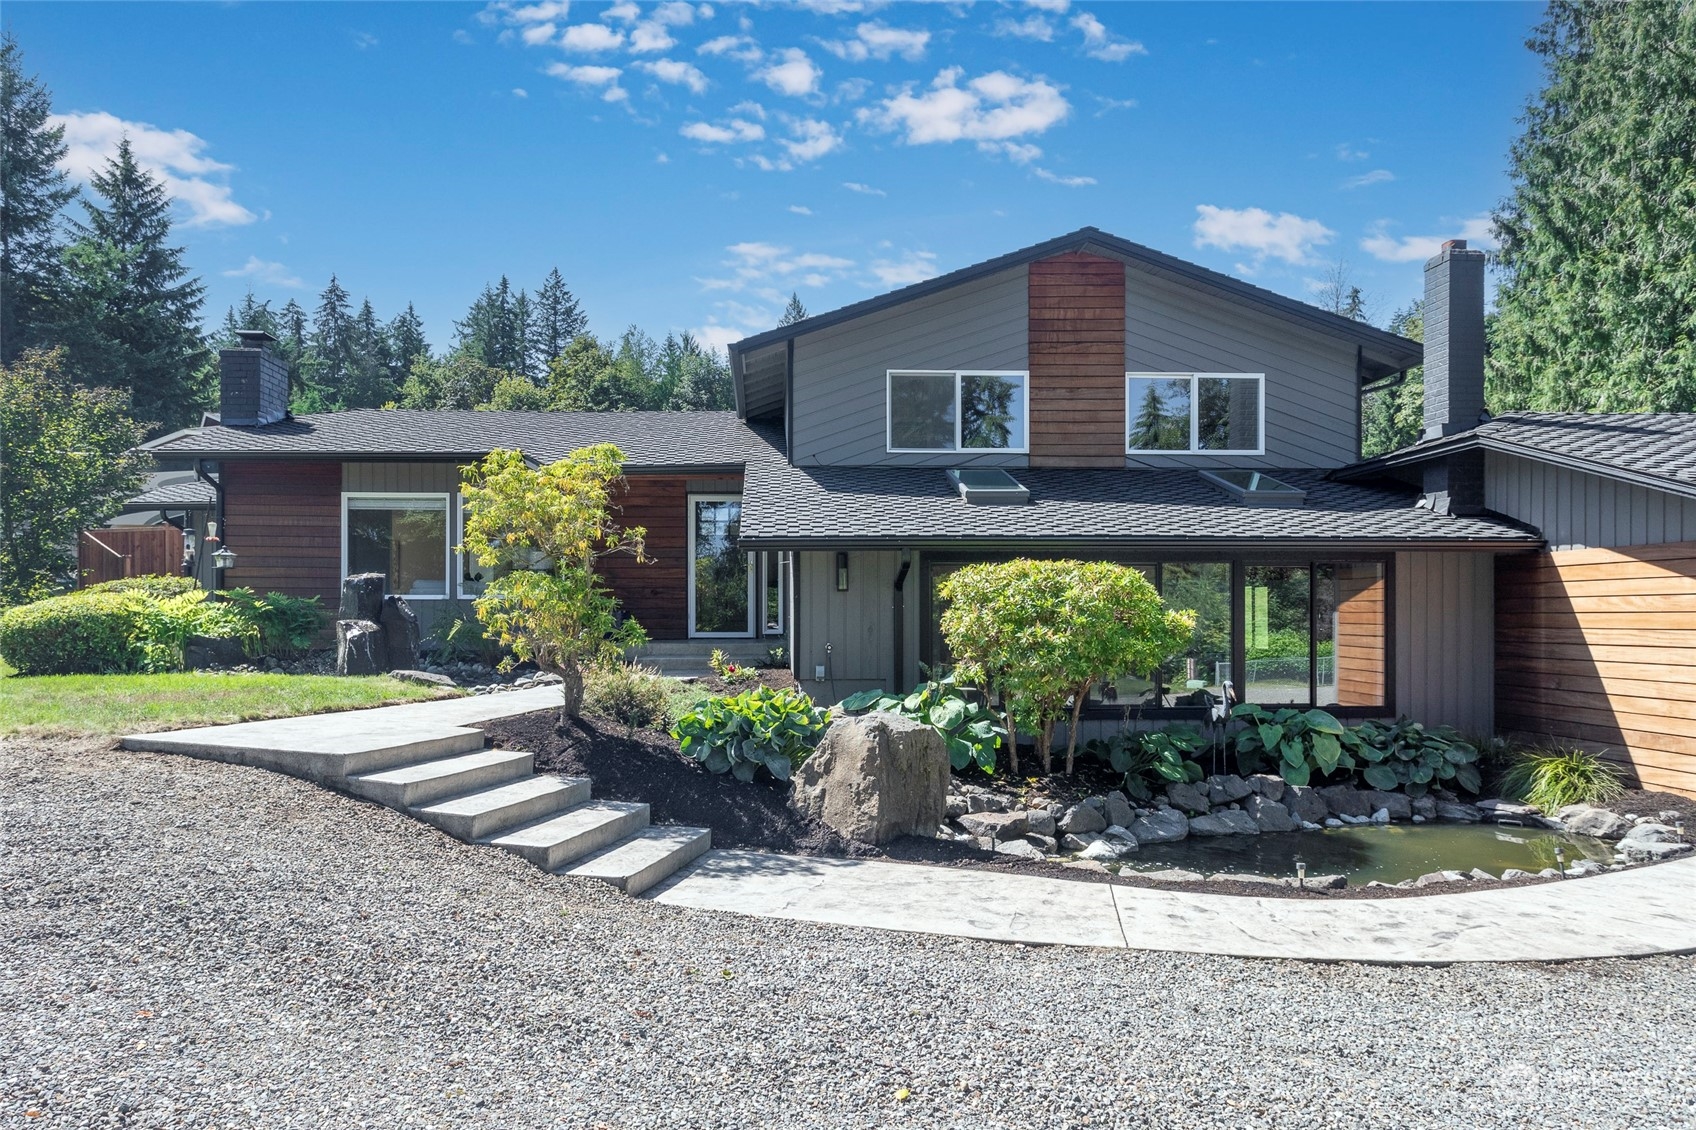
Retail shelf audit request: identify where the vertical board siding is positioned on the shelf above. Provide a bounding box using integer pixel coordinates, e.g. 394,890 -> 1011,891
789,267 -> 1029,467
343,461 -> 462,494
1334,563 -> 1386,705
1028,252 -> 1127,468
1486,452 -> 1696,550
1394,551 -> 1494,734
599,474 -> 709,641
1496,542 -> 1696,798
793,548 -> 899,699
77,527 -> 184,587
222,461 -> 342,610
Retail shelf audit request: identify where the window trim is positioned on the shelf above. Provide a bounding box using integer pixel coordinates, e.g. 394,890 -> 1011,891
341,491 -> 453,601
1125,372 -> 1267,456
686,492 -> 756,639
886,369 -> 1031,455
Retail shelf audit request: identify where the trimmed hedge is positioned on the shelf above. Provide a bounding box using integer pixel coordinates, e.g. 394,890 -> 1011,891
83,575 -> 200,598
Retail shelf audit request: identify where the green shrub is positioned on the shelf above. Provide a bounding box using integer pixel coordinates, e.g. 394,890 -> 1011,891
1082,723 -> 1207,801
1352,718 -> 1482,796
1500,746 -> 1625,811
84,574 -> 199,598
837,675 -> 1005,774
1231,704 -> 1367,788
427,603 -> 507,666
0,590 -> 147,675
218,588 -> 324,658
585,661 -> 672,737
672,686 -> 829,783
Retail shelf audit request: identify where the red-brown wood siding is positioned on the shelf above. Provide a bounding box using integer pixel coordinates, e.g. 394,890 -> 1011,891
600,474 -> 739,641
220,461 -> 342,611
1497,542 -> 1696,799
1028,252 -> 1127,468
77,527 -> 185,587
1334,563 -> 1386,706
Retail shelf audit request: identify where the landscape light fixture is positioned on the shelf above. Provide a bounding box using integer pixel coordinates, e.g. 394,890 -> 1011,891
1554,845 -> 1566,876
1295,861 -> 1306,888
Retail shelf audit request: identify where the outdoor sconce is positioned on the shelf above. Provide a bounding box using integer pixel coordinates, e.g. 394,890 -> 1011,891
835,552 -> 849,592
211,545 -> 238,571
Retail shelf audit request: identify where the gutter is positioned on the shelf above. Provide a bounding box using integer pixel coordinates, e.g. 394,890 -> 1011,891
734,535 -> 1545,554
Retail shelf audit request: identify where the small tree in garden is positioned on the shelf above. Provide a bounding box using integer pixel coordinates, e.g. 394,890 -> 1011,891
460,444 -> 647,719
939,559 -> 1195,775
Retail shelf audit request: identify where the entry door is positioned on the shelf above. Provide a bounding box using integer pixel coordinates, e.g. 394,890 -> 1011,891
688,495 -> 754,637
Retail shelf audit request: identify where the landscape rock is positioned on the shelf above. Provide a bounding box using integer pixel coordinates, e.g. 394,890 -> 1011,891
1059,803 -> 1108,836
184,633 -> 248,670
1247,774 -> 1285,802
994,839 -> 1045,859
1060,859 -> 1108,873
1025,809 -> 1057,838
1411,795 -> 1438,820
338,572 -> 386,622
1023,834 -> 1059,854
1101,825 -> 1139,852
1361,790 -> 1413,821
1566,859 -> 1604,877
1104,791 -> 1135,828
1436,800 -> 1485,824
956,811 -> 1029,842
1478,799 -> 1541,820
1323,817 -> 1344,828
1060,833 -> 1095,853
1415,870 -> 1469,887
1283,785 -> 1328,825
1127,808 -> 1190,844
1620,840 -> 1694,862
967,793 -> 1008,814
1077,837 -> 1121,862
1537,867 -> 1563,879
1370,807 -> 1391,825
944,796 -> 968,819
792,712 -> 950,846
1189,811 -> 1259,837
388,669 -> 458,688
1500,868 -> 1535,881
1209,872 -> 1283,886
336,619 -> 385,676
1556,805 -> 1634,839
1165,781 -> 1211,814
1621,822 -> 1676,844
1243,795 -> 1297,833
1318,785 -> 1371,818
378,596 -> 420,672
1205,774 -> 1253,806
1468,868 -> 1497,882
1297,873 -> 1348,890
1138,868 -> 1204,882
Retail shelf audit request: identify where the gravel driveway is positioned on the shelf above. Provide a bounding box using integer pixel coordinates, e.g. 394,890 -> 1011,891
3,739 -> 1693,1129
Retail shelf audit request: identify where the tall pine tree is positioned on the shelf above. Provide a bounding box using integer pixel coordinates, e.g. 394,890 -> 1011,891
0,34 -> 76,363
302,275 -> 354,411
532,267 -> 586,368
456,276 -> 530,376
1490,1 -> 1696,411
388,302 -> 429,383
56,138 -> 207,435
778,291 -> 807,326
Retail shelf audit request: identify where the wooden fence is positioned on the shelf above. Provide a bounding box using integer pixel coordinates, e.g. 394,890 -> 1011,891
77,527 -> 185,588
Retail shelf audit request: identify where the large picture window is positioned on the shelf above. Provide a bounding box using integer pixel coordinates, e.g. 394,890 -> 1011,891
344,494 -> 449,598
888,370 -> 1028,453
1126,373 -> 1264,455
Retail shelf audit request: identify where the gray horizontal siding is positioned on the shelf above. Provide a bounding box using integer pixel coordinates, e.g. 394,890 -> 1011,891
1125,265 -> 1362,469
1485,452 -> 1696,550
790,267 -> 1029,467
1394,551 -> 1493,734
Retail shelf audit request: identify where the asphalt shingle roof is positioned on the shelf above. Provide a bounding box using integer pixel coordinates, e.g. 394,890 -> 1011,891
143,410 -> 784,470
122,478 -> 217,510
740,462 -> 1539,548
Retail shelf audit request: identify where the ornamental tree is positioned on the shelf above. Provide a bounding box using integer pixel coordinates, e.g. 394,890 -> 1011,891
459,444 -> 647,719
938,559 -> 1196,775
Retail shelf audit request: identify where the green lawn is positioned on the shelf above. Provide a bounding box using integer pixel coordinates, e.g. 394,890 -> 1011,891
0,671 -> 460,737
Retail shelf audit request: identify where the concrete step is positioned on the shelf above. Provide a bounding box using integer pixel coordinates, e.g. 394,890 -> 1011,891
562,825 -> 712,896
121,726 -> 489,785
348,749 -> 535,810
487,800 -> 650,870
412,775 -> 590,841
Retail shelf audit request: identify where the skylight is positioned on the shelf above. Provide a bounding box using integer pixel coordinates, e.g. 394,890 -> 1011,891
1200,469 -> 1306,506
948,468 -> 1030,506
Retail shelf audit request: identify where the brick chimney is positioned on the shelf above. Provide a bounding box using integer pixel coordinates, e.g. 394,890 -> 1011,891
219,329 -> 289,426
1420,240 -> 1488,516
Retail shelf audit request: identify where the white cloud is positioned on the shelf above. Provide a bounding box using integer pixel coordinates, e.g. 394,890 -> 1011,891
791,0 -> 882,12
650,1 -> 699,25
834,77 -> 872,102
842,180 -> 886,196
602,0 -> 640,21
757,48 -> 823,98
635,58 -> 710,94
870,250 -> 938,287
223,257 -> 303,289
820,21 -> 929,62
1035,167 -> 1095,187
1335,142 -> 1369,162
859,67 -> 1069,151
690,321 -> 754,354
51,110 -> 255,228
789,204 -> 813,215
545,61 -> 627,102
520,21 -> 557,45
629,21 -> 676,53
1093,94 -> 1137,116
700,241 -> 856,293
698,34 -> 762,62
730,100 -> 768,120
681,117 -> 765,143
352,31 -> 379,50
560,22 -> 624,50
500,1 -> 572,22
1026,0 -> 1070,11
1360,216 -> 1496,262
512,87 -> 530,97
454,28 -> 477,44
994,15 -> 1054,41
1072,12 -> 1145,62
1342,168 -> 1395,190
780,117 -> 843,163
1193,204 -> 1335,267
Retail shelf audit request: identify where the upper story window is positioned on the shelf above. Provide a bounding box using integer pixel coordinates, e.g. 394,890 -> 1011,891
1126,373 -> 1265,455
888,370 -> 1028,454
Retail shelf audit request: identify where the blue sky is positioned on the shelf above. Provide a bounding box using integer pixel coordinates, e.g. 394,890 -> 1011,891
9,1 -> 1543,354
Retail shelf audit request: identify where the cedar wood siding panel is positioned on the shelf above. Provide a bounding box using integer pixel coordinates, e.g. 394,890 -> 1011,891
1029,252 -> 1127,468
1334,563 -> 1386,706
1496,543 -> 1696,798
1124,265 -> 1361,469
1394,551 -> 1493,735
789,267 -> 1029,467
221,461 -> 342,610
1485,452 -> 1696,550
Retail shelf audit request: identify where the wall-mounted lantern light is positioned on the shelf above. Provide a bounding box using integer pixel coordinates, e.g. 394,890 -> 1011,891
835,551 -> 849,592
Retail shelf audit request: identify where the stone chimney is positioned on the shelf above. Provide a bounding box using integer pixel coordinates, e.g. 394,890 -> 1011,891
219,329 -> 289,426
1420,240 -> 1488,516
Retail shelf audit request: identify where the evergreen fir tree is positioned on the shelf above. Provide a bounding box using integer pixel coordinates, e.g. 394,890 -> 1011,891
218,293 -> 278,346
387,303 -> 429,384
778,291 -> 807,326
0,34 -> 76,362
302,275 -> 354,411
455,276 -> 528,376
341,297 -> 394,408
56,138 -> 207,435
1360,302 -> 1427,458
1490,1 -> 1696,411
278,297 -> 308,402
660,332 -> 734,411
532,267 -> 586,367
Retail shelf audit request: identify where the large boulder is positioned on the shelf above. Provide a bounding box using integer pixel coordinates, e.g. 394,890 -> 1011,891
792,712 -> 949,846
336,619 -> 385,676
1166,781 -> 1211,814
1556,804 -> 1634,839
1206,774 -> 1253,805
1129,808 -> 1190,844
1104,791 -> 1135,828
183,634 -> 248,670
1059,802 -> 1108,836
1247,774 -> 1286,802
1283,785 -> 1328,826
1189,811 -> 1259,837
1244,795 -> 1297,833
379,595 -> 421,672
1361,790 -> 1413,821
338,572 -> 386,622
957,810 -> 1028,842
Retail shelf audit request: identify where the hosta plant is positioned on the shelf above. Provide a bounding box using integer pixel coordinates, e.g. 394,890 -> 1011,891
672,686 -> 829,783
1352,718 -> 1483,796
837,675 -> 1006,774
1231,704 -> 1366,788
1082,724 -> 1207,802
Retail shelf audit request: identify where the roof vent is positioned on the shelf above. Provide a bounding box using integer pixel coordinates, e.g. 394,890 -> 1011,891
948,468 -> 1030,505
1200,469 -> 1305,506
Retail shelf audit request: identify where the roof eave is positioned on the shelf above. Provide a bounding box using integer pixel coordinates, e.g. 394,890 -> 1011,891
736,533 -> 1542,553
1338,431 -> 1696,502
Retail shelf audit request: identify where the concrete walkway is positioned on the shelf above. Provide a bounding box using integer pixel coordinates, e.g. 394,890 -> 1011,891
653,849 -> 1696,964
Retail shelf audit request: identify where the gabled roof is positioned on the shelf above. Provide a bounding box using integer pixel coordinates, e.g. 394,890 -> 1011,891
142,409 -> 785,472
727,226 -> 1423,376
1337,412 -> 1696,501
119,474 -> 216,513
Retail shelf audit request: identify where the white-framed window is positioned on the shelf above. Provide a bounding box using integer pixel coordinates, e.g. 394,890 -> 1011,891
342,493 -> 451,599
887,369 -> 1029,454
457,494 -> 487,598
1126,372 -> 1265,455
687,494 -> 755,638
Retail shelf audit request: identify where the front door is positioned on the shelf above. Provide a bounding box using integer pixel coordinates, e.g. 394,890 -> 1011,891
688,495 -> 753,637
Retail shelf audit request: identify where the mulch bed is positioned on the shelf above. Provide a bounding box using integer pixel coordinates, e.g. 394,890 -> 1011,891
682,667 -> 802,697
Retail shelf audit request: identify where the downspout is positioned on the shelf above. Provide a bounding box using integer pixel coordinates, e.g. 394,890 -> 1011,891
892,550 -> 912,693
195,458 -> 223,591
